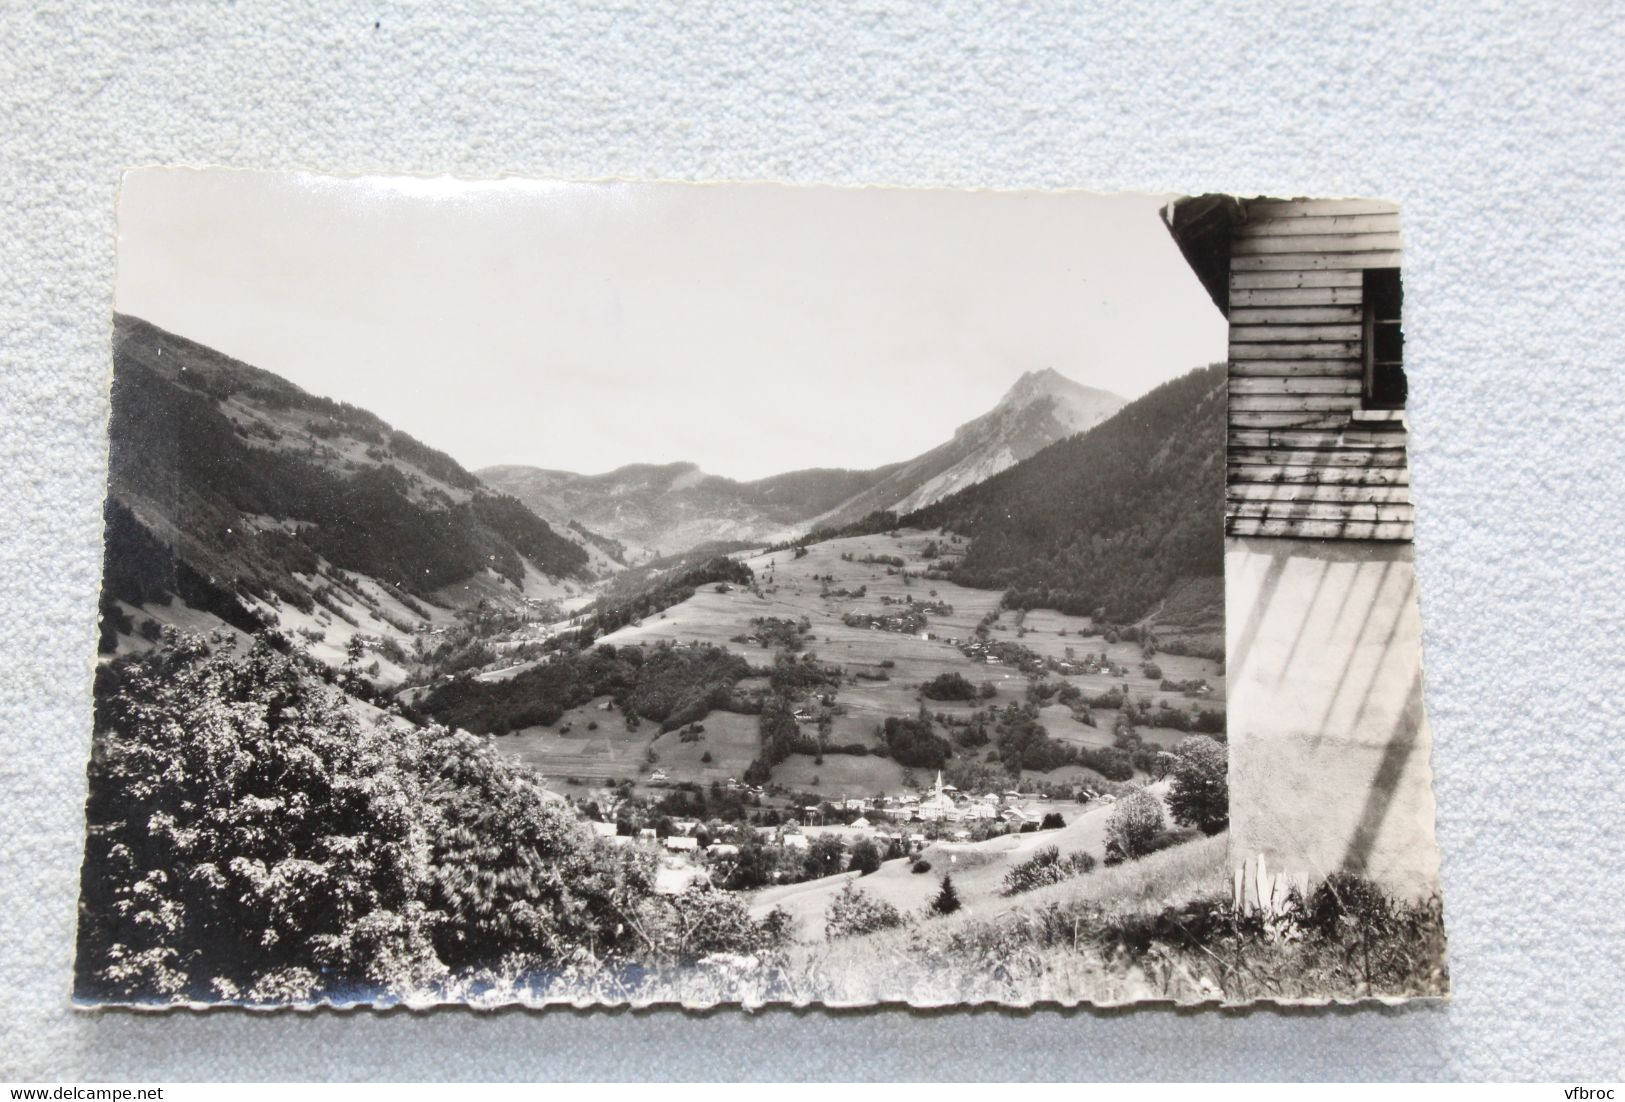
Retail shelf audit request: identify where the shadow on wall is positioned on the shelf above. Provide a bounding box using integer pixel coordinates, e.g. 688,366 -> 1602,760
1225,536 -> 1439,900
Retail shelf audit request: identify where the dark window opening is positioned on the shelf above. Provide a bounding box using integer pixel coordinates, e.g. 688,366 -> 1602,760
1363,268 -> 1406,409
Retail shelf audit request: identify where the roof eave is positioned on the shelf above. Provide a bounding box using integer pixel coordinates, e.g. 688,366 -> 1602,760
1161,194 -> 1245,315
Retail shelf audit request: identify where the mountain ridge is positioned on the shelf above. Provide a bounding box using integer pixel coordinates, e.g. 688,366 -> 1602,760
825,363 -> 1227,625
480,367 -> 1124,556
99,314 -> 601,666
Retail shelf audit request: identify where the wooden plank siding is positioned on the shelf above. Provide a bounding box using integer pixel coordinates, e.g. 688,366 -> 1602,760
1229,360 -> 1363,378
1228,517 -> 1414,541
1229,306 -> 1362,324
1231,233 -> 1403,255
1230,286 -> 1364,306
1244,198 -> 1400,218
1231,324 -> 1362,343
1230,377 -> 1362,396
1230,270 -> 1363,289
1231,251 -> 1404,271
1223,197 -> 1411,541
1229,411 -> 1367,429
1233,213 -> 1401,237
1228,464 -> 1409,486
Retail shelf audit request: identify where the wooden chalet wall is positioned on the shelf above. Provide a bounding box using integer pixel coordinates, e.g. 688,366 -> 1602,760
1225,198 -> 1411,541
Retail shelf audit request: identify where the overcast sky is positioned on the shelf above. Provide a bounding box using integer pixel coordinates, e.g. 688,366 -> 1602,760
116,170 -> 1225,482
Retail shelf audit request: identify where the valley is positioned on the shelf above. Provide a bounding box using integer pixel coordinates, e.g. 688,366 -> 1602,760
93,316 -> 1230,949
488,527 -> 1222,798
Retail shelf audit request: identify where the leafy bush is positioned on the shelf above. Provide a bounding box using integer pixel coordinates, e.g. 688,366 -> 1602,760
1040,812 -> 1066,830
1168,735 -> 1229,834
632,887 -> 793,964
911,859 -> 933,875
921,672 -> 977,701
1001,845 -> 1096,895
1077,746 -> 1134,782
1142,827 -> 1201,856
880,716 -> 951,769
825,882 -> 907,940
1104,790 -> 1167,863
848,839 -> 882,876
76,633 -> 658,1003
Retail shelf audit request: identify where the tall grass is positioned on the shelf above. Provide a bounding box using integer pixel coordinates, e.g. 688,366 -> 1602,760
370,833 -> 1445,1009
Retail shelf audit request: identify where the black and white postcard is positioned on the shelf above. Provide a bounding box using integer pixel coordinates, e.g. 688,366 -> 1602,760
76,170 -> 1445,1008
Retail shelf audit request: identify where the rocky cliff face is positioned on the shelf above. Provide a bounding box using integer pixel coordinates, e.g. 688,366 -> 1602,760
808,368 -> 1126,530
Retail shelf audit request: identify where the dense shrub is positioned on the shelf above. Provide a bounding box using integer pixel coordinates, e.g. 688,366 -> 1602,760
825,883 -> 907,940
911,859 -> 933,875
880,716 -> 951,769
848,840 -> 883,876
75,632 -> 663,1004
417,642 -> 748,736
1077,746 -> 1135,782
930,874 -> 962,916
1001,845 -> 1096,895
1168,735 -> 1229,835
1142,827 -> 1201,856
627,890 -> 793,968
1104,790 -> 1167,864
921,672 -> 977,701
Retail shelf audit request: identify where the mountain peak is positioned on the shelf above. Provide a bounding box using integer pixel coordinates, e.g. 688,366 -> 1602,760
998,367 -> 1099,409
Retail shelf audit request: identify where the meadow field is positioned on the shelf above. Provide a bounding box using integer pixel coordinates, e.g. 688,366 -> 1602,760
747,786 -> 1135,933
522,527 -> 1227,794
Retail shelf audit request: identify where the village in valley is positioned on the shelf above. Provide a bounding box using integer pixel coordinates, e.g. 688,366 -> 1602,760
430,525 -> 1227,932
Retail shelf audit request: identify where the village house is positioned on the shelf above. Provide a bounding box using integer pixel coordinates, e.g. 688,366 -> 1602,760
706,842 -> 740,857
662,835 -> 699,853
588,820 -> 618,839
1162,195 -> 1438,906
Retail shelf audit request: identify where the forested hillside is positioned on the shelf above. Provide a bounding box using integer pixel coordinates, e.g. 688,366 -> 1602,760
816,365 -> 1226,623
910,364 -> 1225,621
101,316 -> 589,642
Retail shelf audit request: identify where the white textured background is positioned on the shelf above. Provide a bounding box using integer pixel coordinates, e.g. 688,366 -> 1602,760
3,0 -> 1621,1082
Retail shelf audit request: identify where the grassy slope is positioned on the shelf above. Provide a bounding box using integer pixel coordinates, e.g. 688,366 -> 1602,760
784,830 -> 1230,1006
747,786 -> 1142,931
